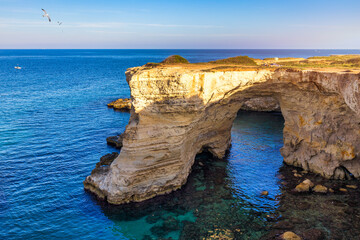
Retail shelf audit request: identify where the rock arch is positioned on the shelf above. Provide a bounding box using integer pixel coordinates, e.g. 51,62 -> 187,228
84,67 -> 360,204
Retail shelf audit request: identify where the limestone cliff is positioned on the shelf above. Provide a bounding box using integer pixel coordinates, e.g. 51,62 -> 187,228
240,96 -> 280,112
84,65 -> 360,204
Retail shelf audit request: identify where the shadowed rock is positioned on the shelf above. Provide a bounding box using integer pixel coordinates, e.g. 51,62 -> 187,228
91,152 -> 119,175
106,134 -> 124,149
241,96 -> 281,112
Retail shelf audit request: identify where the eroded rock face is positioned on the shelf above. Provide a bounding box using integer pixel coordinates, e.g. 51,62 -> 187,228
240,96 -> 280,112
84,66 -> 360,204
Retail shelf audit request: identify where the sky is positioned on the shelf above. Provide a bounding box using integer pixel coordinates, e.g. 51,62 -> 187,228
1,0 -> 360,49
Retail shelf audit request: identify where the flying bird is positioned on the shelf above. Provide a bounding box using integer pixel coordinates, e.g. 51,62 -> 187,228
41,9 -> 51,22
57,21 -> 62,26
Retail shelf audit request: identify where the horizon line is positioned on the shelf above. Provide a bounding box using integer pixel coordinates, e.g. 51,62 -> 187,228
1,48 -> 360,50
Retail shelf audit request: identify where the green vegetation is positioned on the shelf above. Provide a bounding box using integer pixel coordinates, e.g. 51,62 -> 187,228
278,55 -> 360,69
144,54 -> 360,70
209,56 -> 257,66
161,55 -> 189,64
144,62 -> 161,67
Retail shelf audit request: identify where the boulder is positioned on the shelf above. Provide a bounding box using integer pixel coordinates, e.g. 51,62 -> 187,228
313,185 -> 327,193
261,190 -> 269,196
302,179 -> 314,188
106,134 -> 124,149
346,184 -> 358,189
280,231 -> 302,240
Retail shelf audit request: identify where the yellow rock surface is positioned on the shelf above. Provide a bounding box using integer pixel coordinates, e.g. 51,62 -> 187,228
84,63 -> 360,204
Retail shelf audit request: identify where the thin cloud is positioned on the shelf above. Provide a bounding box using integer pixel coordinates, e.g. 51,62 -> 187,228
0,18 -> 223,29
86,30 -> 136,34
72,22 -> 223,29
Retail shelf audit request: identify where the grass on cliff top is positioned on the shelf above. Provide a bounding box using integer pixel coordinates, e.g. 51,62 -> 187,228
209,56 -> 258,66
161,55 -> 189,64
144,55 -> 189,67
144,54 -> 360,70
276,55 -> 360,69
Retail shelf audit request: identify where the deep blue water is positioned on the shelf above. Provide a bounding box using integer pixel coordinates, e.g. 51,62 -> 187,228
1,50 -> 360,240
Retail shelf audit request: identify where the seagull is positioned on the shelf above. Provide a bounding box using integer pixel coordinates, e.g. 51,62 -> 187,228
41,9 -> 51,22
57,21 -> 62,26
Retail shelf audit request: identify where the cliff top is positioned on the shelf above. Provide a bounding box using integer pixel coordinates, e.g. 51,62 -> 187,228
140,54 -> 360,73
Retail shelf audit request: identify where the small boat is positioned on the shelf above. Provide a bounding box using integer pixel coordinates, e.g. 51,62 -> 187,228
14,66 -> 22,69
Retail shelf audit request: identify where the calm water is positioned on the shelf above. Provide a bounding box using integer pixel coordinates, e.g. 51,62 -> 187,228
1,50 -> 360,240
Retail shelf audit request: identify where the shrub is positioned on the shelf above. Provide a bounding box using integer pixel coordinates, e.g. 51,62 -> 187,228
209,56 -> 257,66
161,55 -> 189,64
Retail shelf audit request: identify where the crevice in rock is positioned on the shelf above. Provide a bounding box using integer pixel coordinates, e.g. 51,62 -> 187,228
333,166 -> 354,180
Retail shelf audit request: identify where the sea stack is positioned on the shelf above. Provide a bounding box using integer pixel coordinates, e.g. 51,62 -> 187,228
85,58 -> 360,204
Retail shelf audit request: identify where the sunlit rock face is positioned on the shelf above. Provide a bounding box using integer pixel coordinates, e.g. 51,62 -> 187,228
84,66 -> 360,204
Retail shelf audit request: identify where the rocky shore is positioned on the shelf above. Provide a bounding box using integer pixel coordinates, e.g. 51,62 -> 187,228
107,98 -> 131,111
106,134 -> 124,149
260,163 -> 360,240
85,56 -> 360,205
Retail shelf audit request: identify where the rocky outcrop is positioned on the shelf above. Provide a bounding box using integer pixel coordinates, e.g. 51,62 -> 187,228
280,231 -> 302,240
106,134 -> 124,149
84,65 -> 360,204
107,98 -> 131,111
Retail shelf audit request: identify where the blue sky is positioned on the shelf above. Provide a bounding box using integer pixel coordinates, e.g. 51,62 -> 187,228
1,0 -> 360,49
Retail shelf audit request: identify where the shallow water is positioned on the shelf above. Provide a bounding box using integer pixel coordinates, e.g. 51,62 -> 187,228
1,50 -> 359,240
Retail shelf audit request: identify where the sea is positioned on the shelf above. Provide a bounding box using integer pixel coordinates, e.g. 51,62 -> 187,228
1,49 -> 360,240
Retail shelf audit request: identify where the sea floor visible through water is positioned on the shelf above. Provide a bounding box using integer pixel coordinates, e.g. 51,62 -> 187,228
92,111 -> 360,240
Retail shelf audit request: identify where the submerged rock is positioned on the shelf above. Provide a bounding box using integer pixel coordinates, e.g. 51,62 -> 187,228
294,179 -> 315,193
273,221 -> 294,230
204,228 -> 234,240
346,184 -> 358,189
145,213 -> 162,224
302,179 -> 314,188
295,183 -> 310,193
339,188 -> 348,192
162,216 -> 179,231
300,229 -> 326,240
313,185 -> 327,193
280,231 -> 302,240
150,225 -> 167,238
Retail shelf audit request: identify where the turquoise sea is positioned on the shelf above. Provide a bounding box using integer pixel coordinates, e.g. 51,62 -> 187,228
1,50 -> 360,239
